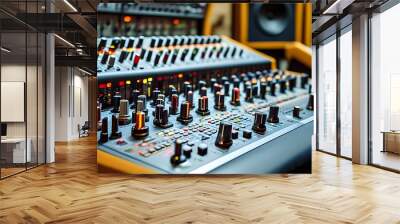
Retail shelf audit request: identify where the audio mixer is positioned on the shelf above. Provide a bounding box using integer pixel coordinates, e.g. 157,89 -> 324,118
97,3 -> 207,37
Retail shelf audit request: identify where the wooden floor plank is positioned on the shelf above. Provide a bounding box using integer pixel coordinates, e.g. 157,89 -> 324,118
0,135 -> 399,224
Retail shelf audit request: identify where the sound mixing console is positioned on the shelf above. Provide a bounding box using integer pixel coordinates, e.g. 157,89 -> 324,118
97,3 -> 207,37
97,31 -> 313,174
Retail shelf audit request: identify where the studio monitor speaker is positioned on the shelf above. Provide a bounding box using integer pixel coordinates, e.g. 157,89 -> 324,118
233,3 -> 310,49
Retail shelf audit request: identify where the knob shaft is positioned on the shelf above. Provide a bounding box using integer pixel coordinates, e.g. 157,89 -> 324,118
110,115 -> 122,139
177,101 -> 193,124
252,112 -> 267,134
196,96 -> 210,116
267,106 -> 280,123
169,94 -> 179,115
132,111 -> 149,138
215,122 -> 233,149
170,139 -> 187,166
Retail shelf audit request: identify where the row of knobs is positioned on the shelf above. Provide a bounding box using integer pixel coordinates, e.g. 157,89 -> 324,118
98,35 -> 222,52
170,95 -> 314,167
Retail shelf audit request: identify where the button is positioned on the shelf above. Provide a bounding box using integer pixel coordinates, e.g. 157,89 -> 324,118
243,130 -> 252,139
198,143 -> 208,156
183,145 -> 192,158
232,130 -> 239,139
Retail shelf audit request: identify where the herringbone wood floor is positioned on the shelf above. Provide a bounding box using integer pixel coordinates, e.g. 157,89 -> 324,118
0,135 -> 399,224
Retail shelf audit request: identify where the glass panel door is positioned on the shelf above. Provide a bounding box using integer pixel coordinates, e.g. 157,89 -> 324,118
339,28 -> 352,158
317,36 -> 337,154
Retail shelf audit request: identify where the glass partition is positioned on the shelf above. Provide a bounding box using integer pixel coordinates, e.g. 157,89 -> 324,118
371,3 -> 400,171
0,1 -> 46,179
317,35 -> 337,154
339,27 -> 352,158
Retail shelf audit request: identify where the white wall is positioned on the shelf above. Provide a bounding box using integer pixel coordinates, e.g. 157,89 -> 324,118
54,67 -> 89,141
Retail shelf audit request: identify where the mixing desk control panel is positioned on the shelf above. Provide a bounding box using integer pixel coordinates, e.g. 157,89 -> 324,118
97,69 -> 314,174
97,3 -> 206,37
97,35 -> 271,81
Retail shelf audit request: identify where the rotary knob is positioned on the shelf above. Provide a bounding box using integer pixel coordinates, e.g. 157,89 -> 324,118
245,86 -> 253,103
151,89 -> 160,106
177,101 -> 193,124
196,96 -> 210,116
267,106 -> 280,123
293,106 -> 302,118
118,99 -> 131,125
131,111 -> 149,139
154,104 -> 172,128
215,122 -> 233,149
230,87 -> 240,106
279,79 -> 287,94
260,82 -> 267,99
307,95 -> 314,111
111,95 -> 121,113
214,92 -> 226,111
99,117 -> 108,144
199,87 -> 207,97
170,139 -> 187,167
110,115 -> 122,139
252,112 -> 267,134
169,94 -> 179,115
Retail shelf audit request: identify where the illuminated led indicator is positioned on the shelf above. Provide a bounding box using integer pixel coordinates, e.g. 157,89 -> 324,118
118,81 -> 125,87
126,80 -> 131,85
178,73 -> 183,78
172,19 -> 180,25
143,79 -> 147,84
123,16 -> 133,23
106,82 -> 112,88
99,83 -> 106,89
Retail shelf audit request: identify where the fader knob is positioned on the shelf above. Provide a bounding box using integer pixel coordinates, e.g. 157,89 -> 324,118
177,101 -> 193,124
182,145 -> 192,159
110,115 -> 122,139
224,81 -> 230,96
215,122 -> 233,149
111,95 -> 121,113
270,82 -> 276,96
199,87 -> 207,97
136,36 -> 144,48
152,89 -> 160,106
245,86 -> 253,102
288,77 -> 296,91
279,79 -> 287,94
301,75 -> 308,89
118,99 -> 131,125
98,37 -> 107,51
107,55 -> 115,69
252,112 -> 267,134
154,105 -> 172,128
196,96 -> 210,116
293,106 -> 302,118
307,95 -> 314,111
100,51 -> 109,64
99,117 -> 108,143
230,87 -> 241,106
260,82 -> 267,99
132,111 -> 149,139
267,106 -> 280,123
118,50 -> 128,63
198,143 -> 208,156
214,92 -> 226,111
169,94 -> 179,115
170,139 -> 187,167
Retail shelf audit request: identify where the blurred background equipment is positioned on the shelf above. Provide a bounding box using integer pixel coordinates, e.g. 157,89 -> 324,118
232,3 -> 312,74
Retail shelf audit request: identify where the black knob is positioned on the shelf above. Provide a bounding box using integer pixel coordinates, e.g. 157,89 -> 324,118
152,89 -> 160,106
210,78 -> 217,92
307,95 -> 314,111
215,122 -> 233,149
288,77 -> 296,91
270,81 -> 276,96
136,36 -> 144,48
252,112 -> 267,134
107,55 -> 115,69
267,106 -> 280,123
301,75 -> 308,89
279,79 -> 287,94
260,82 -> 267,99
126,37 -> 135,49
110,115 -> 122,139
146,50 -> 153,62
99,117 -> 108,143
214,92 -> 226,111
199,87 -> 207,97
154,105 -> 172,128
196,96 -> 210,116
100,51 -> 109,64
150,37 -> 156,47
243,130 -> 252,139
245,86 -> 253,102
183,145 -> 192,159
111,95 -> 121,113
118,50 -> 128,63
177,101 -> 193,124
224,81 -> 230,96
198,143 -> 208,156
198,80 -> 207,90
98,37 -> 107,52
130,89 -> 140,109
233,78 -> 240,88
170,139 -> 187,166
293,106 -> 302,118
252,85 -> 258,98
